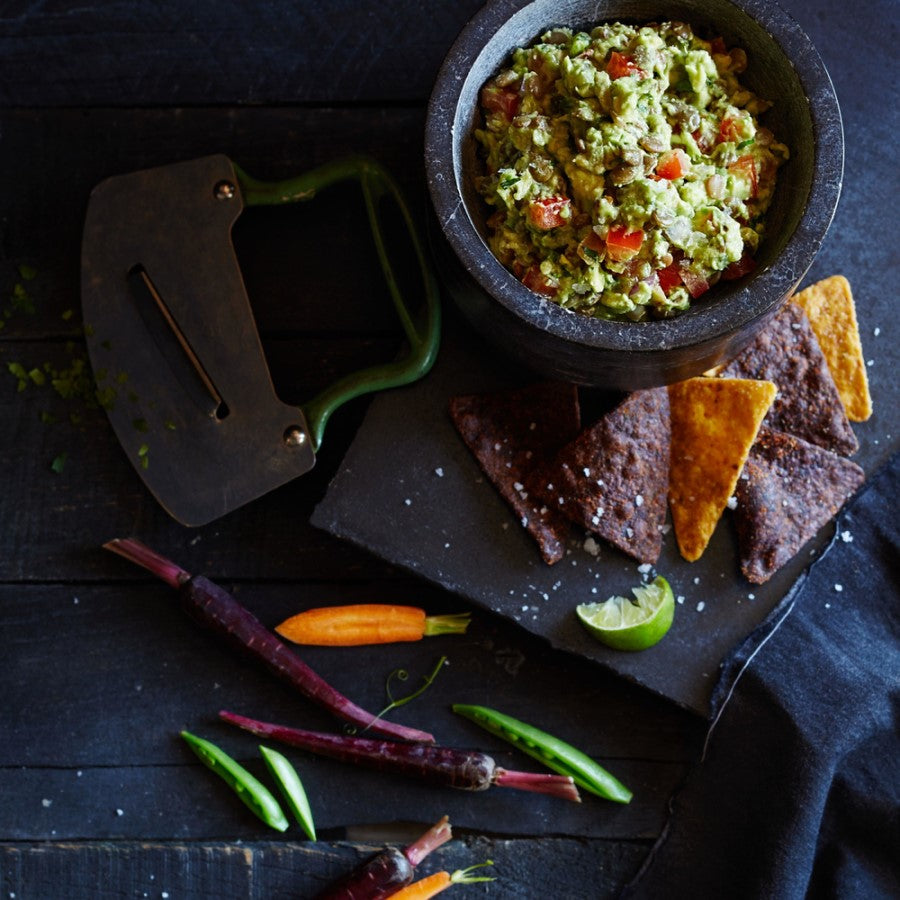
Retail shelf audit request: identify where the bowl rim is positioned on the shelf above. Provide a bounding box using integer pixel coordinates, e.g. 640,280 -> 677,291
424,0 -> 844,354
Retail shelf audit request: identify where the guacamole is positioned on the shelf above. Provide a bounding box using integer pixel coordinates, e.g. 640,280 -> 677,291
475,22 -> 789,320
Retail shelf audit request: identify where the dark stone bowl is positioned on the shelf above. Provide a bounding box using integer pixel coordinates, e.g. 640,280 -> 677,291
425,0 -> 843,389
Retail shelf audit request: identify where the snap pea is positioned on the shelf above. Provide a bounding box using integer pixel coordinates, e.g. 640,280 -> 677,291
259,745 -> 317,841
180,731 -> 289,831
451,704 -> 632,804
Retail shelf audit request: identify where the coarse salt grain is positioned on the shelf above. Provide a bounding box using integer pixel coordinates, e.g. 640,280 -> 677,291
582,467 -> 591,476
696,601 -> 706,612
840,530 -> 854,543
41,799 -> 51,807
637,563 -> 652,575
635,495 -> 644,507
676,595 -> 685,605
874,326 -> 881,336
434,467 -> 444,477
834,584 -> 843,592
583,537 -> 601,557
404,498 -> 411,506
726,496 -> 738,510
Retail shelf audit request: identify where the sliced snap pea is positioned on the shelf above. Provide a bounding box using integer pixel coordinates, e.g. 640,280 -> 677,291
180,731 -> 289,831
259,745 -> 317,841
451,704 -> 632,803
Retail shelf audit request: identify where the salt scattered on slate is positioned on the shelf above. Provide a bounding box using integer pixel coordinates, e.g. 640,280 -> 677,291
734,426 -> 865,584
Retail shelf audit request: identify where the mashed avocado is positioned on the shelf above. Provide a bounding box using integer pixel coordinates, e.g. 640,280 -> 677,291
475,21 -> 789,320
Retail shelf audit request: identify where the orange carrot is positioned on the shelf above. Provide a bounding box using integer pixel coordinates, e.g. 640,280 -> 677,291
274,604 -> 470,646
390,862 -> 494,899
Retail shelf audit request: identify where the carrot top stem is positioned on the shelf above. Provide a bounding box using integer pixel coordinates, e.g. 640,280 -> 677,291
403,815 -> 452,867
103,537 -> 190,589
493,769 -> 581,802
423,613 -> 471,637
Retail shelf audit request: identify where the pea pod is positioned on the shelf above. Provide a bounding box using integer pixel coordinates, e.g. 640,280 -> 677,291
180,731 -> 289,831
451,704 -> 632,804
259,745 -> 317,841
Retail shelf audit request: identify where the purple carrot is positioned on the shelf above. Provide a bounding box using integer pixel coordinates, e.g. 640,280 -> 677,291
220,709 -> 581,802
103,538 -> 433,743
316,815 -> 452,900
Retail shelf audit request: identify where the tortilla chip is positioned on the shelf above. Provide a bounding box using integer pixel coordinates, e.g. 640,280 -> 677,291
734,426 -> 865,583
668,377 -> 777,562
721,302 -> 859,456
449,382 -> 581,564
525,388 -> 670,564
792,275 -> 872,422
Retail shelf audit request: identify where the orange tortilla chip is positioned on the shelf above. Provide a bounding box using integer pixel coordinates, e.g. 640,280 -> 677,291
668,377 -> 777,562
792,275 -> 872,422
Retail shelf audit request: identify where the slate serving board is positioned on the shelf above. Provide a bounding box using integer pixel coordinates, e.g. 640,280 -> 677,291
312,307 -> 869,715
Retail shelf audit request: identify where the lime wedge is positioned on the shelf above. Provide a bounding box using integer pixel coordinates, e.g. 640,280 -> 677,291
576,576 -> 675,651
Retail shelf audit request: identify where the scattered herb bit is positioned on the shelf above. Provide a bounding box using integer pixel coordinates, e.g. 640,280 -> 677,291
133,418 -> 149,433
137,443 -> 150,469
17,263 -> 37,281
377,656 -> 448,723
51,453 -> 67,474
164,419 -> 177,431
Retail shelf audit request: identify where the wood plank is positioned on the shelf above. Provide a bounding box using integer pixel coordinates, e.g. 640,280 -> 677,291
0,0 -> 485,107
0,837 -> 649,898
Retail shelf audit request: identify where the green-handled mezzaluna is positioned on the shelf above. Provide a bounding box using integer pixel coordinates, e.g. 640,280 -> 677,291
259,745 -> 317,841
181,731 -> 289,831
452,704 -> 632,803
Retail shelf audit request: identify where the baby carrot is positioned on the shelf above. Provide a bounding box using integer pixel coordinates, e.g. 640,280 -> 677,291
390,863 -> 495,900
275,604 -> 470,646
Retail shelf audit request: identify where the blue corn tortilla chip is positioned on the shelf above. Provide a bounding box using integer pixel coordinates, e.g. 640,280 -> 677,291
526,388 -> 670,564
721,302 -> 859,456
449,381 -> 581,565
734,426 -> 865,583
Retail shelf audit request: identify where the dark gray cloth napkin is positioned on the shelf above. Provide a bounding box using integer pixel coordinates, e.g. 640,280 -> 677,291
625,452 -> 899,900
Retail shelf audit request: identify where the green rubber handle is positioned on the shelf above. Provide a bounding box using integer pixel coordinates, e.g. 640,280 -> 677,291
233,156 -> 441,452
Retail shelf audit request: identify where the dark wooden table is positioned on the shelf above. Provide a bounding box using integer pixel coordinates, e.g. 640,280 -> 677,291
2,1 -> 895,897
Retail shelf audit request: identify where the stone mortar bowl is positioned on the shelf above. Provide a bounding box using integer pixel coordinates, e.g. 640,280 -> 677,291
425,0 -> 843,390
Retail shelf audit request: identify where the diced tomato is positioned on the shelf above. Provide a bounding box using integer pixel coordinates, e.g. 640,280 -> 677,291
709,36 -> 727,55
526,196 -> 570,230
605,225 -> 644,261
606,51 -> 645,79
657,262 -> 683,294
655,148 -> 691,180
717,116 -> 742,144
480,84 -> 521,120
721,253 -> 757,280
728,154 -> 759,198
579,230 -> 606,258
679,265 -> 710,299
521,265 -> 558,297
